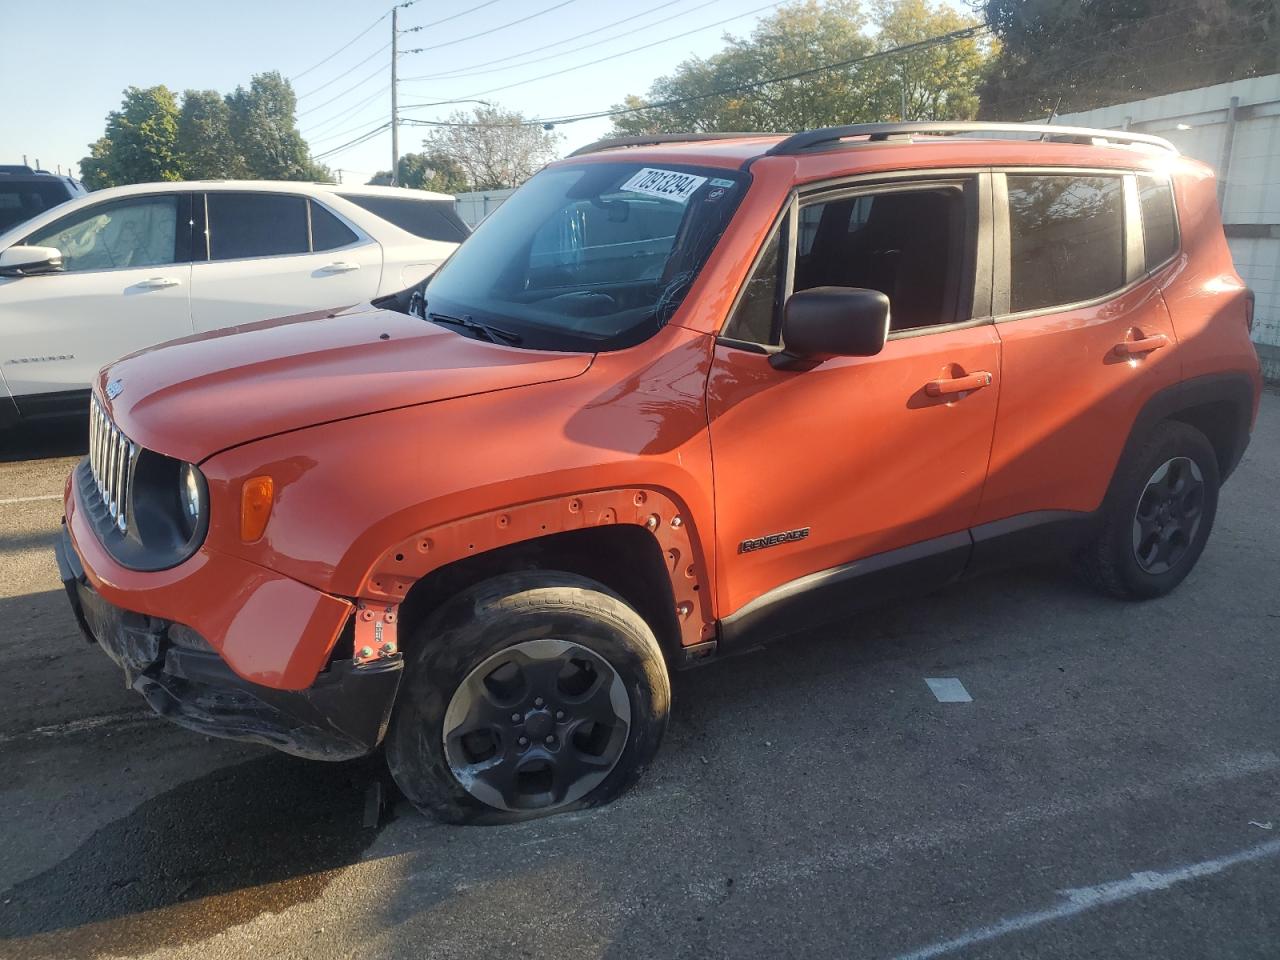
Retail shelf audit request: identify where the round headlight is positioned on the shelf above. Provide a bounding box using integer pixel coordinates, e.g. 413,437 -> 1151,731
179,463 -> 204,536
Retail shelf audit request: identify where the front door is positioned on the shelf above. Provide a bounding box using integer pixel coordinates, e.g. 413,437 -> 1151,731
708,174 -> 1001,634
0,192 -> 192,404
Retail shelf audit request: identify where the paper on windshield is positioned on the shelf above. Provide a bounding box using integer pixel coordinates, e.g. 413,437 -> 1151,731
620,168 -> 708,204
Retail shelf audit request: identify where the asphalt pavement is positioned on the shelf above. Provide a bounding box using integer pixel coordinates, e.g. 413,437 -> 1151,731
1,395 -> 1278,960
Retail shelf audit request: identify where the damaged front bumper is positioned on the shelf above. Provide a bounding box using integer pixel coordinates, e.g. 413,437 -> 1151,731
56,522 -> 403,761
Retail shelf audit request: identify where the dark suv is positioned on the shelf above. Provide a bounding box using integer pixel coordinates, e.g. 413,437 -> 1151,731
0,165 -> 85,234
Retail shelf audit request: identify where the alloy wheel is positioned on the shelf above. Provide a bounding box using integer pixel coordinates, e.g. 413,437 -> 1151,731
1131,456 -> 1205,574
442,639 -> 631,812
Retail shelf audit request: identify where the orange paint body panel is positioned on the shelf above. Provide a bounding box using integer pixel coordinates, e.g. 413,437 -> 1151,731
60,130 -> 1262,717
65,477 -> 352,691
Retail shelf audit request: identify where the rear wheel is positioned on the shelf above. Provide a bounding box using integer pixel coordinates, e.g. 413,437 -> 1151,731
1076,420 -> 1220,599
385,571 -> 670,823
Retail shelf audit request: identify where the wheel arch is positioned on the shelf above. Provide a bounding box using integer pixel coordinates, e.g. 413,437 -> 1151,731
1135,372 -> 1256,482
357,488 -> 716,669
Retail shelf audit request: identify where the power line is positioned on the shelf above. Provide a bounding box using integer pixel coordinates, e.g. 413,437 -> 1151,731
312,120 -> 393,161
398,24 -> 988,130
298,57 -> 389,119
402,0 -> 579,56
454,0 -> 788,100
304,84 -> 392,137
403,0 -> 506,32
535,25 -> 989,126
399,0 -> 708,82
298,40 -> 392,100
289,10 -> 390,81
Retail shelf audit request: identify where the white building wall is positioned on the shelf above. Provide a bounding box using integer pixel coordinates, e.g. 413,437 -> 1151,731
1059,74 -> 1280,381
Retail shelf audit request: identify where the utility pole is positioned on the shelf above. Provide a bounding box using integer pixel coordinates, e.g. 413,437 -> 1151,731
390,6 -> 400,186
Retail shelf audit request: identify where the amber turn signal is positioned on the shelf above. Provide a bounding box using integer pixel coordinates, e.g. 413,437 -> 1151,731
240,476 -> 274,542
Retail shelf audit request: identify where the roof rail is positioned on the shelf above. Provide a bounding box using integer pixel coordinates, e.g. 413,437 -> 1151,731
568,132 -> 783,158
766,121 -> 1178,156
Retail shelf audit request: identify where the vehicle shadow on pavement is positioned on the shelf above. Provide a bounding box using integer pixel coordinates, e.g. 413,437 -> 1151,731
1,417 -> 87,463
0,753 -> 389,958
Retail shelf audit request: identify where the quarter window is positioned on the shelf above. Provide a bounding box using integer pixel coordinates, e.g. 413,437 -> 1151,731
1138,174 -> 1178,269
1006,174 -> 1125,313
26,196 -> 179,272
309,200 -> 359,251
207,193 -> 309,261
724,227 -> 781,344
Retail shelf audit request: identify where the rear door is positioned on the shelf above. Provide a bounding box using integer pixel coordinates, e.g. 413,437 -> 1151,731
0,191 -> 193,404
189,192 -> 381,333
708,173 -> 1001,630
975,169 -> 1180,527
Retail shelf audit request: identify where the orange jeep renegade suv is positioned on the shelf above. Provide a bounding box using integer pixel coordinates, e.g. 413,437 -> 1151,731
57,122 -> 1262,822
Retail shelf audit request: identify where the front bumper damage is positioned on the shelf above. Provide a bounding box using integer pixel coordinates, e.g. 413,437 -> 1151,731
56,523 -> 403,761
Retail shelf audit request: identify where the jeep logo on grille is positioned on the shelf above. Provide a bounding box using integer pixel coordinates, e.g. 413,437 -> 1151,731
739,527 -> 811,553
105,378 -> 124,400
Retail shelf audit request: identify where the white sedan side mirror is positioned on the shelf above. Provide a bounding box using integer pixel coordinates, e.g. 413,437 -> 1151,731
0,245 -> 64,278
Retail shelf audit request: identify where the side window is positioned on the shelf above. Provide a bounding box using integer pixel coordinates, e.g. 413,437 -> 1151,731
795,186 -> 969,331
309,200 -> 359,251
1138,174 -> 1178,269
723,228 -> 781,344
26,196 -> 179,272
207,193 -> 308,261
1006,175 -> 1124,313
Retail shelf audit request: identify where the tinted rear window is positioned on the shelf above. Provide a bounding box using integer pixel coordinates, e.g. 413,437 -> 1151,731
339,194 -> 469,243
207,193 -> 309,260
0,180 -> 75,233
1139,174 -> 1179,269
1006,174 -> 1125,313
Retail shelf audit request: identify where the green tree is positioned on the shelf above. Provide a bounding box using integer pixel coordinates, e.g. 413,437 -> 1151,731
368,151 -> 469,192
227,71 -> 330,180
177,89 -> 243,179
420,106 -> 562,191
608,0 -> 991,136
977,0 -> 1278,119
79,86 -> 182,189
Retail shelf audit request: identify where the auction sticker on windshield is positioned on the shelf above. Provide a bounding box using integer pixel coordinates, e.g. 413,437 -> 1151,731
620,168 -> 708,204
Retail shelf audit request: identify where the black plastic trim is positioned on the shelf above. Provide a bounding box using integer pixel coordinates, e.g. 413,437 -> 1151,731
718,531 -> 972,650
57,523 -> 400,761
11,388 -> 89,421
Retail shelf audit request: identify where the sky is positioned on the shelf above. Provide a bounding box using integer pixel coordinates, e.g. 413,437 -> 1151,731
0,0 -> 964,185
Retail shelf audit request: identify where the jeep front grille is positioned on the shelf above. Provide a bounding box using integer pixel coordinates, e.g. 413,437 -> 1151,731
88,394 -> 138,533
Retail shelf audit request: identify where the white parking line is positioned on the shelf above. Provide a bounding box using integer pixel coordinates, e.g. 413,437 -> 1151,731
925,677 -> 973,703
893,838 -> 1280,960
0,494 -> 62,505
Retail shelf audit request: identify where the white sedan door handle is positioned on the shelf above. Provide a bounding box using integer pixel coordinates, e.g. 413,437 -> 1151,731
319,261 -> 360,274
135,277 -> 181,289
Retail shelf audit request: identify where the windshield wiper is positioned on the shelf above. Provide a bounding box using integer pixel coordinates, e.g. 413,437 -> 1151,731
427,311 -> 523,346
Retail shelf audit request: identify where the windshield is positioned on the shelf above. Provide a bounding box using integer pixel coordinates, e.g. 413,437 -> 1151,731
0,180 -> 74,233
422,161 -> 748,351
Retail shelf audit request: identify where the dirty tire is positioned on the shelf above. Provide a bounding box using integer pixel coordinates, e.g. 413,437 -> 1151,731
1075,420 -> 1220,600
385,571 -> 670,824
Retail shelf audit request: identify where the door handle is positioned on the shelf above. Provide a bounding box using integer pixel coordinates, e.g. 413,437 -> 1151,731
1113,334 -> 1169,358
925,371 -> 993,397
135,277 -> 180,289
319,262 -> 360,273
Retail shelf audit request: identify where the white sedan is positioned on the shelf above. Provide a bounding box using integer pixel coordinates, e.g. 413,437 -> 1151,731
0,180 -> 467,427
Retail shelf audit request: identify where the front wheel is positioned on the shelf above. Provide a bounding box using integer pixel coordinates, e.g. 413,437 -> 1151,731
385,571 -> 671,823
1076,420 -> 1221,600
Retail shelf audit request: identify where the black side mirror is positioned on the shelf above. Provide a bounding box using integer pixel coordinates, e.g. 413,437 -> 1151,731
770,286 -> 890,370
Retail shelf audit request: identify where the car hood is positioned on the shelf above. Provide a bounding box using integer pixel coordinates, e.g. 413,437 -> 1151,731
99,304 -> 594,463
